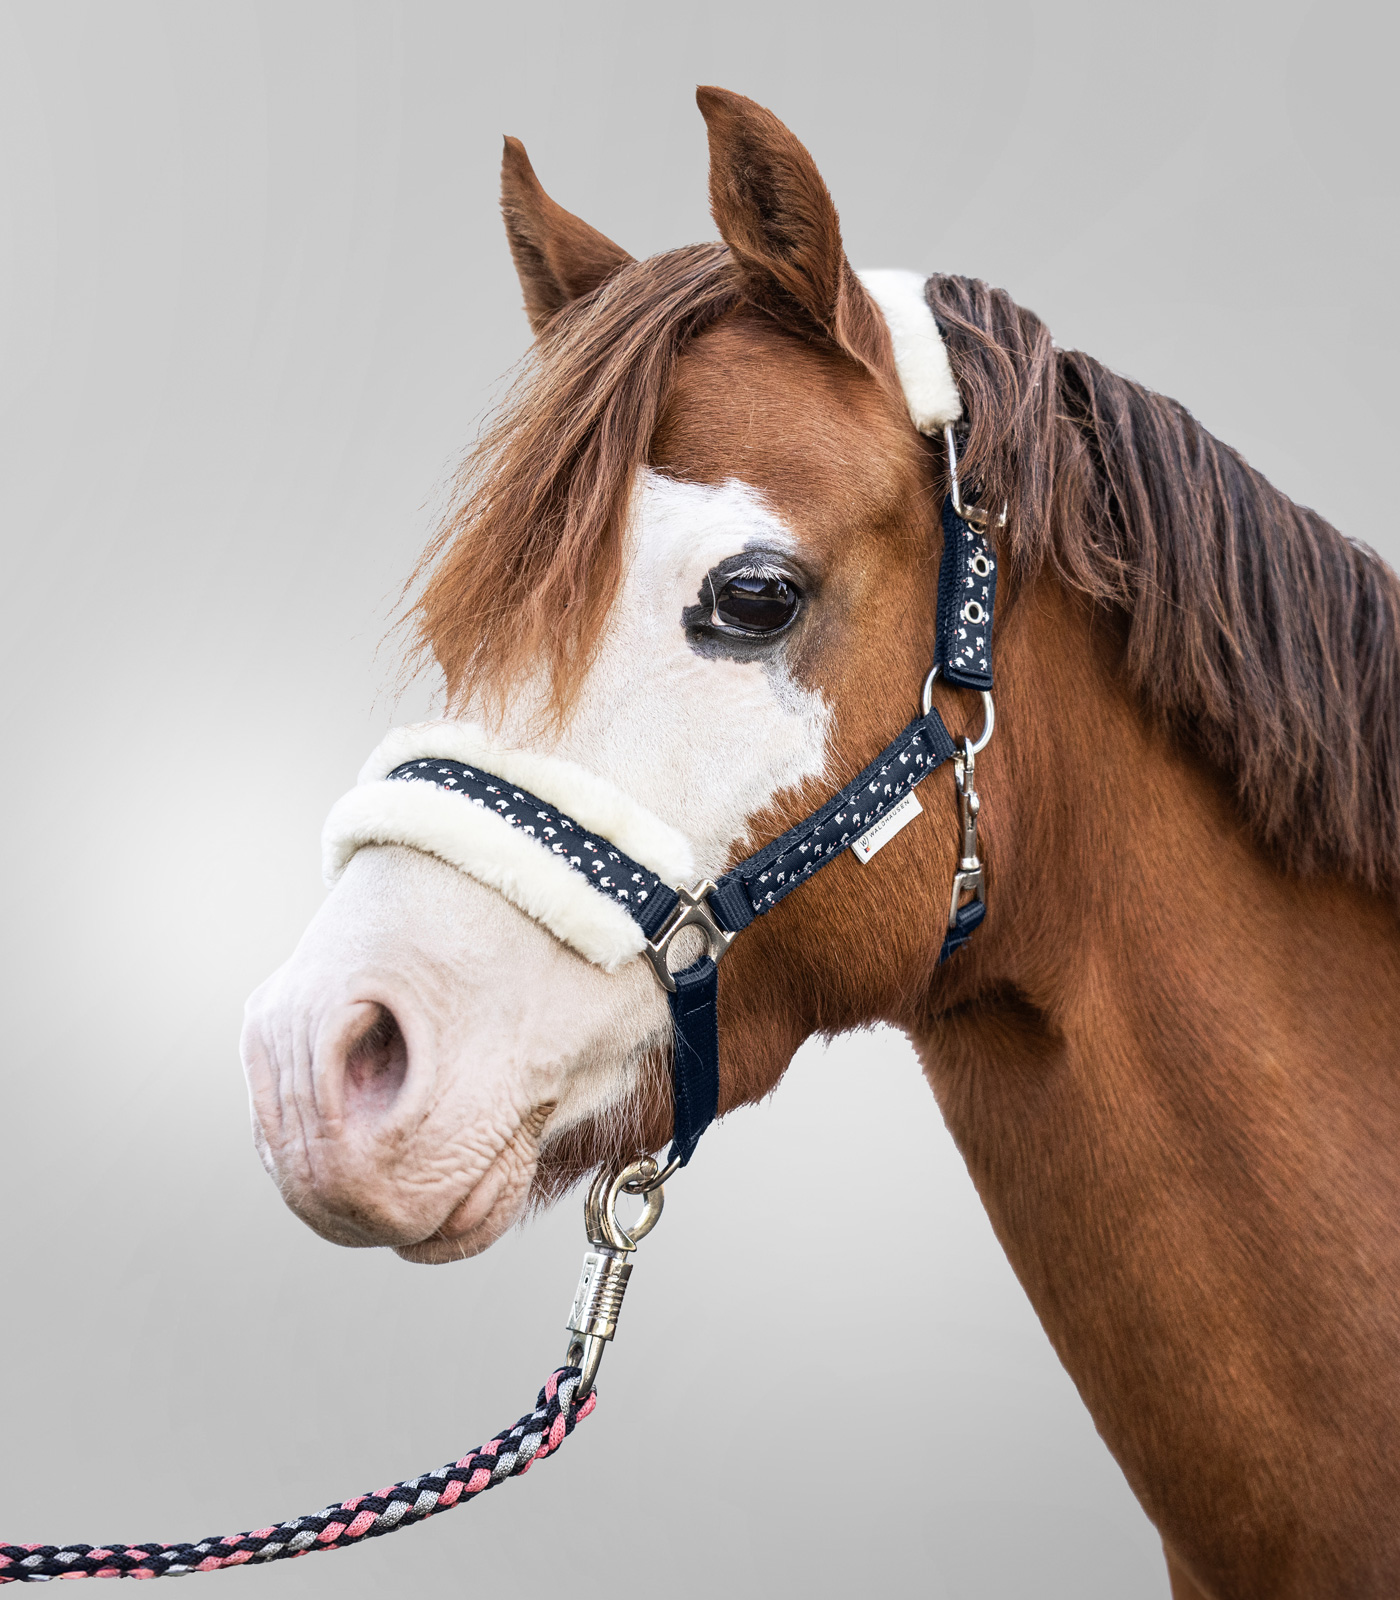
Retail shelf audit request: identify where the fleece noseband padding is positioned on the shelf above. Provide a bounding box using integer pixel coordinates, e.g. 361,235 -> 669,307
322,722 -> 695,972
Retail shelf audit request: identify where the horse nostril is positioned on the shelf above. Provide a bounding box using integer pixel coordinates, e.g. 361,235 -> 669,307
343,1003 -> 409,1118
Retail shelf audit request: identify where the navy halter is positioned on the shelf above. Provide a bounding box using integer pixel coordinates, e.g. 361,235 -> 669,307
388,477 -> 997,1169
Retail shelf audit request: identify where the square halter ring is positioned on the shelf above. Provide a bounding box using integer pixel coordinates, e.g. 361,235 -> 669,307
642,880 -> 737,992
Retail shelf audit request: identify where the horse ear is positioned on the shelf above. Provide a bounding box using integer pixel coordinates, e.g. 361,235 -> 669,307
500,137 -> 634,334
695,87 -> 892,384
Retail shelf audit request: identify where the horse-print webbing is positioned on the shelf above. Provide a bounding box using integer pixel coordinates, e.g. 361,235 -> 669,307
935,494 -> 998,691
385,708 -> 958,1173
385,758 -> 679,939
705,710 -> 956,933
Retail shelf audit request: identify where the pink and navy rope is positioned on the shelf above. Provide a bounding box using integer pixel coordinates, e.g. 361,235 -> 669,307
0,1367 -> 593,1583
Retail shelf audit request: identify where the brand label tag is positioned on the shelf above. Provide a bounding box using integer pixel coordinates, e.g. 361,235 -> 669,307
851,788 -> 923,865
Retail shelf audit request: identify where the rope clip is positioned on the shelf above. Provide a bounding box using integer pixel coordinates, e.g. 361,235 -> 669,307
565,1156 -> 671,1401
948,740 -> 986,930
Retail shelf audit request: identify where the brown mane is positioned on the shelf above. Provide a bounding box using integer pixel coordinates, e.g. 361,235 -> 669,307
410,255 -> 1400,893
923,273 -> 1400,893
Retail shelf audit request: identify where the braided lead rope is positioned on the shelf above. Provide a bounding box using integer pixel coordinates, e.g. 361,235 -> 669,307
0,1367 -> 593,1583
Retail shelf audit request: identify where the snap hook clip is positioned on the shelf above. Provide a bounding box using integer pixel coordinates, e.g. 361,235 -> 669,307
565,1157 -> 671,1401
643,880 -> 736,993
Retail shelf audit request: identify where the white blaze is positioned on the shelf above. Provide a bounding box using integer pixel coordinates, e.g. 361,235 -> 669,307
490,471 -> 831,881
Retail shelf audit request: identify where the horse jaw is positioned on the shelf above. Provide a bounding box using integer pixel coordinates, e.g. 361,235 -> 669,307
242,471 -> 831,1256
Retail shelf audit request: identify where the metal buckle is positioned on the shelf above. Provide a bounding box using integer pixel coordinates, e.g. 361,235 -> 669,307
944,423 -> 1007,532
922,665 -> 995,757
947,741 -> 986,930
643,880 -> 736,993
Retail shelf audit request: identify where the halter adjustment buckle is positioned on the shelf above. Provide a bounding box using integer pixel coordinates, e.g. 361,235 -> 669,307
947,743 -> 986,930
643,880 -> 736,993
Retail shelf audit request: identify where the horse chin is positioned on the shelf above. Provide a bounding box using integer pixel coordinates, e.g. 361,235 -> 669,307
356,1087 -> 661,1264
396,1101 -> 672,1265
392,1192 -> 531,1264
391,1123 -> 545,1263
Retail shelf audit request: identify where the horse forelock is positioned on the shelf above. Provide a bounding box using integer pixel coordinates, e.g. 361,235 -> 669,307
405,244 -> 743,723
927,273 -> 1400,897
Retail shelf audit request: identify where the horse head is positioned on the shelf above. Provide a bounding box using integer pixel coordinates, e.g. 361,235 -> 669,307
241,89 -> 974,1260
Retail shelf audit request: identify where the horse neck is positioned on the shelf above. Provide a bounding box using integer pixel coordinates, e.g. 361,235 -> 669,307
906,576 -> 1400,1595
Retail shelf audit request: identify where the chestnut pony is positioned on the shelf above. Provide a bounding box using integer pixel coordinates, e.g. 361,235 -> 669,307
242,89 -> 1400,1599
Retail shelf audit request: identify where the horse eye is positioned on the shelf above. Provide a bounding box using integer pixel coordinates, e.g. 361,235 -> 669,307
711,573 -> 800,634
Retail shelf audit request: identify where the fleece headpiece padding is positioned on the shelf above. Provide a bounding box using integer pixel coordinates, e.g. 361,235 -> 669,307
856,269 -> 963,435
322,721 -> 696,972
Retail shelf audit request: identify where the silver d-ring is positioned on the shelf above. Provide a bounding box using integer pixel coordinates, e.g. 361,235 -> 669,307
921,664 -> 995,756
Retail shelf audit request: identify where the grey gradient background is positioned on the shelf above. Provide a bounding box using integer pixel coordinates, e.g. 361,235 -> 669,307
2,3 -> 1396,1595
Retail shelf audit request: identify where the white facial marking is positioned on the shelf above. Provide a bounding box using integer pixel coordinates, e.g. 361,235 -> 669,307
243,847 -> 667,1262
488,471 -> 832,879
